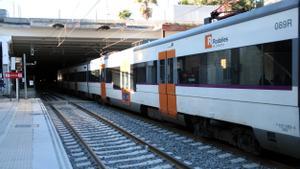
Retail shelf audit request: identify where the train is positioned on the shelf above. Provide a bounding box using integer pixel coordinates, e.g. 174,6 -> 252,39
57,0 -> 300,158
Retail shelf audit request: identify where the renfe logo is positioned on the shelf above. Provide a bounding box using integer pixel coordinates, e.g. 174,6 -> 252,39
205,34 -> 212,49
205,34 -> 229,49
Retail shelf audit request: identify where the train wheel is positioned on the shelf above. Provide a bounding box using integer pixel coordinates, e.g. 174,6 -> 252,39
140,105 -> 148,117
196,118 -> 213,138
184,115 -> 194,132
95,95 -> 101,104
185,116 -> 212,138
236,129 -> 261,155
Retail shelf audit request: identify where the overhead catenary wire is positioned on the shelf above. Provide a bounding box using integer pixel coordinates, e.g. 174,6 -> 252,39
99,28 -> 150,55
55,1 -> 217,55
56,0 -> 103,47
50,0 -> 81,40
98,3 -> 217,54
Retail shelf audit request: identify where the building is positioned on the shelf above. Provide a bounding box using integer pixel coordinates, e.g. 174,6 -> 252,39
264,0 -> 282,5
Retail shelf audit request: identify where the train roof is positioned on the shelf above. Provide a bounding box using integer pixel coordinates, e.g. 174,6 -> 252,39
134,0 -> 299,51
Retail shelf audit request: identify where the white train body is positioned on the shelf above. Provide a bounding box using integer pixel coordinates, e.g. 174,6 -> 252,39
58,1 -> 300,158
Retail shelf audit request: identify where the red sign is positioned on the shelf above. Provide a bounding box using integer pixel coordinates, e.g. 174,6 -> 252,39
5,72 -> 23,79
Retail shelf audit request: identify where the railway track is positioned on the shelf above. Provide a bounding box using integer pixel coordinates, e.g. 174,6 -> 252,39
49,104 -> 105,169
41,92 -> 296,169
73,102 -> 266,169
43,93 -> 190,169
75,102 -> 297,169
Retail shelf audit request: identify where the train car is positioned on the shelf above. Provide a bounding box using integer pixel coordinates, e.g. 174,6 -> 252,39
58,63 -> 89,93
57,1 -> 300,158
58,58 -> 105,99
87,58 -> 103,97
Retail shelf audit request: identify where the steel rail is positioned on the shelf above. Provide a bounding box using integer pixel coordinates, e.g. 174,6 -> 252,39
51,93 -> 67,100
49,104 -> 107,169
70,102 -> 191,169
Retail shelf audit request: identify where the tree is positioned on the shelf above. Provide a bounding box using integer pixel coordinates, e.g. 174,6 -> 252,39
135,0 -> 157,20
178,0 -> 259,11
231,0 -> 256,11
119,10 -> 132,20
196,0 -> 221,5
178,0 -> 189,5
178,0 -> 220,5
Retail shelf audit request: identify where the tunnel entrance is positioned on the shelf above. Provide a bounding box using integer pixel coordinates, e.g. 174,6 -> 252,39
10,36 -> 147,93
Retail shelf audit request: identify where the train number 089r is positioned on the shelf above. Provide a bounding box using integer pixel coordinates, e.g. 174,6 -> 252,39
275,19 -> 292,30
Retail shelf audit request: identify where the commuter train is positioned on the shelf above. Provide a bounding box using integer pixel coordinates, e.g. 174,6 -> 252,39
57,1 -> 300,158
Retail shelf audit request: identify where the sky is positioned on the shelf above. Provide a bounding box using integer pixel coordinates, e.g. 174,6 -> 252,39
0,0 -> 181,20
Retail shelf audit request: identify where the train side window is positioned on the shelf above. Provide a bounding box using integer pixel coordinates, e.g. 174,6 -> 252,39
199,53 -> 208,84
206,50 -> 232,85
100,69 -> 105,82
146,61 -> 157,84
96,70 -> 100,81
84,71 -> 87,82
176,39 -> 292,88
239,45 -> 264,85
167,58 -> 174,83
76,72 -> 79,82
121,71 -> 126,89
132,61 -> 156,85
239,40 -> 292,87
89,70 -> 100,82
77,72 -> 80,82
112,67 -> 121,89
177,55 -> 200,84
88,71 -> 91,82
77,72 -> 81,82
262,40 -> 292,86
106,68 -> 112,83
130,65 -> 136,91
159,60 -> 166,83
74,72 -> 78,82
134,62 -> 146,84
72,73 -> 76,82
79,72 -> 86,82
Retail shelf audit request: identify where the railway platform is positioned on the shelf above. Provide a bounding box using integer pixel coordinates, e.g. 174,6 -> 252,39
0,98 -> 72,169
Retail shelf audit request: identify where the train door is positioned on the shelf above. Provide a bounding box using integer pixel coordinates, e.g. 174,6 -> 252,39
100,64 -> 106,102
158,49 -> 177,117
121,60 -> 131,105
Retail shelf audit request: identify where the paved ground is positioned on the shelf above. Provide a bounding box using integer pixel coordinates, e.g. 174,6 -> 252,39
0,98 -> 72,169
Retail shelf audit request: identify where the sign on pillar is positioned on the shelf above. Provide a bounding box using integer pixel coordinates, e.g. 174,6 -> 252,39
4,71 -> 22,101
4,72 -> 23,79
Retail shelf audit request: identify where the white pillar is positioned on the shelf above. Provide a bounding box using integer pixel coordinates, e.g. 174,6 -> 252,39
23,53 -> 27,99
1,36 -> 12,96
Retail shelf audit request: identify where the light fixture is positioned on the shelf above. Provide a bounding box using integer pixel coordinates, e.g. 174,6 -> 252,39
97,25 -> 110,30
52,23 -> 64,29
220,58 -> 227,69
